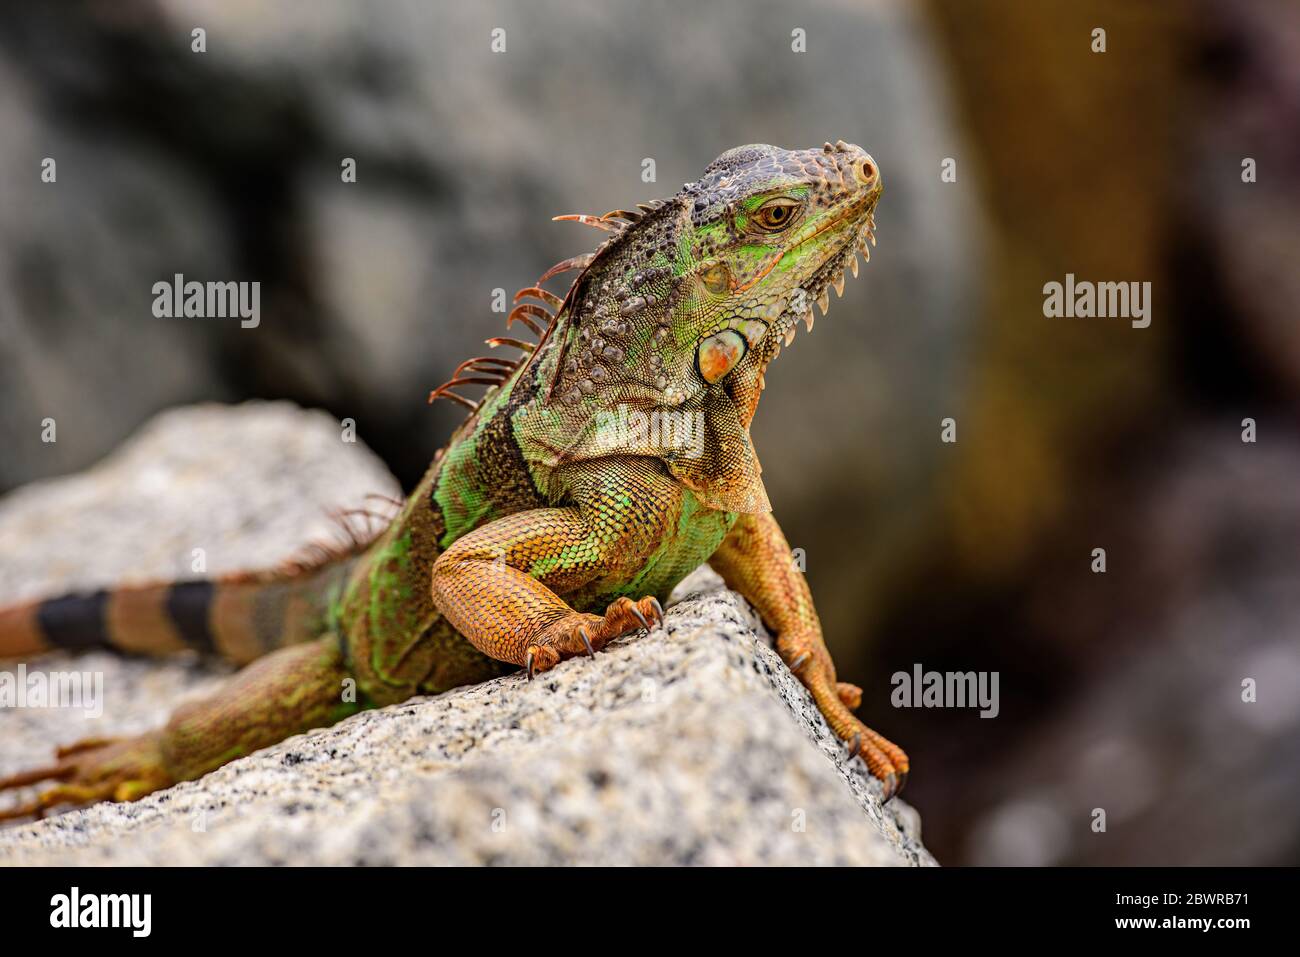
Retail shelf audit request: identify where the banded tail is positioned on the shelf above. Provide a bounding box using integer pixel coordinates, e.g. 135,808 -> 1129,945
0,559 -> 358,666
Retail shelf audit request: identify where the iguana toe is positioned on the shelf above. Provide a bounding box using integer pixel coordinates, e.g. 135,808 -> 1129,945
845,725 -> 910,802
521,596 -> 665,678
836,681 -> 863,710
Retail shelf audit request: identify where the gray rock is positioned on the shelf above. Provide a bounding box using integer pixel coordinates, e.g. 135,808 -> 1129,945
0,402 -> 933,866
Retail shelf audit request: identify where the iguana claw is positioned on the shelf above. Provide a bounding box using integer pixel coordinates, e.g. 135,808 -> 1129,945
519,596 -> 664,678
843,726 -> 909,802
879,772 -> 899,803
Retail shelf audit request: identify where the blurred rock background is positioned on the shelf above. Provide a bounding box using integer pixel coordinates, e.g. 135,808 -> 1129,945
0,0 -> 1296,864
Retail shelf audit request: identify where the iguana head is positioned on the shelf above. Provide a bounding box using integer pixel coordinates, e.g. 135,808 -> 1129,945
672,140 -> 881,392
527,141 -> 882,512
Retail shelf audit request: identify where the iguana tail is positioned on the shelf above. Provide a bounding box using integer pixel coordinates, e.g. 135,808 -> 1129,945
0,558 -> 359,667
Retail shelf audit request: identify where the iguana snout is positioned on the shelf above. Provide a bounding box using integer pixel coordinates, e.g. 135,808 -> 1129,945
675,140 -> 884,380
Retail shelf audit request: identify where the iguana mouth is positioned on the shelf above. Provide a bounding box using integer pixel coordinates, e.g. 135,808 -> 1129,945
790,189 -> 878,252
768,210 -> 877,351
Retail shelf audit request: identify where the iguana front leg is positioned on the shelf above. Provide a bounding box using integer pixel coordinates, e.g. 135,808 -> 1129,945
430,459 -> 672,676
709,512 -> 909,799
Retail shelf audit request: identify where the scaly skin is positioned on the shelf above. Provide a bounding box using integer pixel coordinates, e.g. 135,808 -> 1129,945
0,141 -> 907,821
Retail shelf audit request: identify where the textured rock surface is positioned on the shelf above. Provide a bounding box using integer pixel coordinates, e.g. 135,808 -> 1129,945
0,400 -> 403,604
0,403 -> 933,866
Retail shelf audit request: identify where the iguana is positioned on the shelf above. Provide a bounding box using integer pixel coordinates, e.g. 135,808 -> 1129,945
0,141 -> 907,821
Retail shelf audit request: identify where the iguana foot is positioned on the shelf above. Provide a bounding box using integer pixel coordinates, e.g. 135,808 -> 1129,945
523,595 -> 664,678
782,638 -> 909,801
0,732 -> 173,822
844,724 -> 910,801
827,679 -> 910,793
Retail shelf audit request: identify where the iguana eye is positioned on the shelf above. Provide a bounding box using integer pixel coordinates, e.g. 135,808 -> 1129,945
697,329 -> 747,383
752,199 -> 801,232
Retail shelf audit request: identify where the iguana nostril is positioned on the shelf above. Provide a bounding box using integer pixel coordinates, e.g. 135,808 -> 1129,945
856,158 -> 877,185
